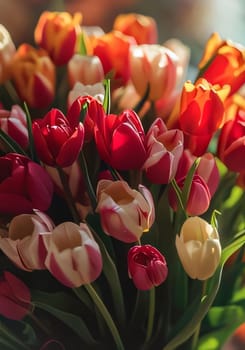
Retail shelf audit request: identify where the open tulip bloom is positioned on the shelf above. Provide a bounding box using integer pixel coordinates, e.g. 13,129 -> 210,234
0,9 -> 244,350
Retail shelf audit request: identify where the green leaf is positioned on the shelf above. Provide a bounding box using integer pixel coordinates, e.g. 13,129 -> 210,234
0,321 -> 30,350
0,129 -> 27,156
162,233 -> 245,350
23,102 -> 39,163
103,79 -> 111,114
182,157 -> 200,209
78,33 -> 87,55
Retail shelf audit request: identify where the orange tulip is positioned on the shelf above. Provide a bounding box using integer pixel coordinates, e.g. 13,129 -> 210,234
9,44 -> 55,109
198,32 -> 245,96
113,13 -> 158,45
34,11 -> 82,65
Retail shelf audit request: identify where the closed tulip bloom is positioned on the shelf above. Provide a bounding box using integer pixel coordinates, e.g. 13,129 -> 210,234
9,44 -> 55,109
32,108 -> 84,167
143,118 -> 184,184
68,54 -> 104,87
93,107 -> 147,170
0,153 -> 53,215
198,32 -> 245,96
175,217 -> 221,280
34,11 -> 82,65
43,222 -> 102,288
96,180 -> 155,243
0,105 -> 28,150
130,44 -> 178,101
0,271 -> 31,320
113,13 -> 158,45
179,78 -> 230,155
128,245 -> 168,290
0,24 -> 16,83
0,211 -> 54,271
217,107 -> 245,173
91,30 -> 136,87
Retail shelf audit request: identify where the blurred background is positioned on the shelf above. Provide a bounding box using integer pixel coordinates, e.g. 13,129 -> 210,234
0,0 -> 244,68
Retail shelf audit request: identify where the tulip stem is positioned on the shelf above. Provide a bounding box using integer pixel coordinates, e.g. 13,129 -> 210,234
145,287 -> 155,343
56,166 -> 81,224
84,283 -> 125,350
79,152 -> 97,211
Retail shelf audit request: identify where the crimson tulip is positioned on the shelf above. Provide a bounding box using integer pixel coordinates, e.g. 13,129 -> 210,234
198,32 -> 245,96
0,271 -> 31,320
32,108 -> 84,167
0,153 -> 53,215
93,107 -> 147,170
96,180 -> 155,243
217,107 -> 245,173
128,245 -> 168,290
143,118 -> 184,184
0,105 -> 28,150
9,44 -> 55,109
34,11 -> 82,65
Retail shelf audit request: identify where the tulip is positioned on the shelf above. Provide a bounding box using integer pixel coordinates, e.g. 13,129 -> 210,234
0,105 -> 28,150
0,24 -> 16,83
43,222 -> 102,288
236,171 -> 245,190
0,271 -> 31,320
175,216 -> 221,280
68,54 -> 104,87
0,211 -> 54,271
217,107 -> 245,173
9,44 -> 55,109
91,30 -> 136,87
96,180 -> 155,243
113,13 -> 158,45
0,153 -> 53,215
32,108 -> 84,167
143,118 -> 184,184
34,11 -> 82,65
128,245 -> 168,290
129,44 -> 179,101
93,107 -> 147,170
198,32 -> 245,96
179,78 -> 230,156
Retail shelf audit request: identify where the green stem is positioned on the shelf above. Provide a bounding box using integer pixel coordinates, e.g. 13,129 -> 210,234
190,280 -> 207,350
56,166 -> 81,224
79,152 -> 97,211
0,321 -> 29,350
145,287 -> 155,343
84,284 -> 125,350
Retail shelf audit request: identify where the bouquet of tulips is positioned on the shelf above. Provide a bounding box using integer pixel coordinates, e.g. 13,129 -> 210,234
0,8 -> 244,350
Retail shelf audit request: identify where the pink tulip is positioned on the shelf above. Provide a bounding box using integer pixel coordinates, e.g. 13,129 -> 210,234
129,44 -> 178,101
0,271 -> 31,320
0,211 -> 54,271
43,222 -> 102,288
128,245 -> 168,290
32,108 -> 84,167
0,105 -> 28,150
96,180 -> 155,243
0,153 -> 53,215
143,118 -> 184,184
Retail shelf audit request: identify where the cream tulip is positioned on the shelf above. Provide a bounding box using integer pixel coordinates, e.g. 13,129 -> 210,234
175,216 -> 221,280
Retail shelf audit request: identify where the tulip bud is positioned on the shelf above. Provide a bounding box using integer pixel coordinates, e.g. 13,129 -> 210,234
128,245 -> 168,290
0,105 -> 28,150
0,24 -> 16,83
175,217 -> 221,280
0,271 -> 31,320
34,11 -> 82,65
96,180 -> 155,243
143,118 -> 184,184
43,222 -> 102,288
32,108 -> 84,167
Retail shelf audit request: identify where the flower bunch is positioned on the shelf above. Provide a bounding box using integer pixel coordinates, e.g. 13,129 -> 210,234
0,9 -> 244,350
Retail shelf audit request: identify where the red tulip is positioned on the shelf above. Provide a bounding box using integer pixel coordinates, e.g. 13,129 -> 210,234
128,245 -> 168,290
32,108 -> 84,167
9,44 -> 55,109
34,11 -> 82,65
0,105 -> 28,150
217,107 -> 245,173
0,271 -> 31,320
93,108 -> 147,170
143,118 -> 184,184
0,153 -> 53,215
